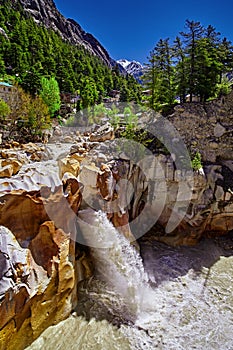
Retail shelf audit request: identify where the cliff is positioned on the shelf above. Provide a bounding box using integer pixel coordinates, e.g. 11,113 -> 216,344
2,0 -> 114,67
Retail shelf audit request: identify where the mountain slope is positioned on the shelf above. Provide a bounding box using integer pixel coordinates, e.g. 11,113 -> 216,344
5,0 -> 114,67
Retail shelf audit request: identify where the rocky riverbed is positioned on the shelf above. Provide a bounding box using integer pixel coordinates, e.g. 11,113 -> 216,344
0,108 -> 233,349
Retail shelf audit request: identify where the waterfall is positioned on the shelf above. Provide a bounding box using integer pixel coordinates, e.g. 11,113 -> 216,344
27,208 -> 233,349
77,209 -> 152,316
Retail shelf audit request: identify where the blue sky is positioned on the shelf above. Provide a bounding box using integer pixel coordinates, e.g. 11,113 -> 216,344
55,0 -> 233,64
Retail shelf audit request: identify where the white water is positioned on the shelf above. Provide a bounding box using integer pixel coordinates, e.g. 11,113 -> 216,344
77,210 -> 151,317
76,212 -> 233,350
27,210 -> 233,350
23,146 -> 233,350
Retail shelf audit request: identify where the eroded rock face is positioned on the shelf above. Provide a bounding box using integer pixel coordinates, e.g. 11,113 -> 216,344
75,139 -> 233,247
0,178 -> 92,350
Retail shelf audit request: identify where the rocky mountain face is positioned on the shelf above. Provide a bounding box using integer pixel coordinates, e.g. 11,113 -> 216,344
117,59 -> 144,82
8,0 -> 114,67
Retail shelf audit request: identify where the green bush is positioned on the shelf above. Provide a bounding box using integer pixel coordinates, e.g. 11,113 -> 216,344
191,152 -> 202,171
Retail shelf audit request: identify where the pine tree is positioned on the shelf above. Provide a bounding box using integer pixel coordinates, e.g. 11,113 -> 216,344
218,37 -> 233,80
180,20 -> 204,102
142,39 -> 174,110
142,49 -> 161,110
173,36 -> 188,103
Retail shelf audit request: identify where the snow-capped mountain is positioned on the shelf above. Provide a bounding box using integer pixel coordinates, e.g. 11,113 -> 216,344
117,59 -> 144,83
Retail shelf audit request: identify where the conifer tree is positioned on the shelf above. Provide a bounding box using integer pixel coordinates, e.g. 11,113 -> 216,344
142,39 -> 174,110
142,49 -> 161,110
173,36 -> 188,103
180,20 -> 204,102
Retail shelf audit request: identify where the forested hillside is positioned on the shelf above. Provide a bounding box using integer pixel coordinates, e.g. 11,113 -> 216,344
0,2 -> 141,108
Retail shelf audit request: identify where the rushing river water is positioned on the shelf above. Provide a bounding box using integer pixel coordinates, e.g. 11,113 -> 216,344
26,209 -> 233,350
17,143 -> 232,350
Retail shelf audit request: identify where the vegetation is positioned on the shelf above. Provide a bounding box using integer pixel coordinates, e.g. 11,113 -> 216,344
0,2 -> 142,140
0,2 -> 141,108
0,83 -> 50,140
1,1 -> 233,144
143,20 -> 233,111
0,98 -> 11,119
40,77 -> 61,117
191,151 -> 202,171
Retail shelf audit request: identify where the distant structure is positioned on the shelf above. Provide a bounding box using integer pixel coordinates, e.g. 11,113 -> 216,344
0,82 -> 16,104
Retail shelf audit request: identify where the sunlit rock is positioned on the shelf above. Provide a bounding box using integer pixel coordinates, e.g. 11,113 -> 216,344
0,175 -> 92,349
89,123 -> 114,142
58,155 -> 80,179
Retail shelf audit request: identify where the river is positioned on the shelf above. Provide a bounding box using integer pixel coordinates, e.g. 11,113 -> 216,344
26,208 -> 233,350
2,141 -> 230,350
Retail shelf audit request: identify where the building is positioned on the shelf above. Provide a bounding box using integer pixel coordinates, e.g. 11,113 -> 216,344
0,82 -> 16,104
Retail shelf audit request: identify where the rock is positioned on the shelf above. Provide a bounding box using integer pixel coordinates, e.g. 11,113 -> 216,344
21,143 -> 42,154
0,164 -> 14,178
11,141 -> 20,148
58,156 -> 80,179
70,144 -> 87,155
0,149 -> 28,164
53,125 -> 63,137
0,225 -> 49,329
0,180 -> 82,243
209,141 -> 219,150
89,123 -> 114,142
62,136 -> 74,143
97,164 -> 115,201
79,164 -> 100,209
79,164 -> 100,188
0,222 -> 75,349
0,158 -> 22,175
0,176 -> 90,350
214,123 -> 226,137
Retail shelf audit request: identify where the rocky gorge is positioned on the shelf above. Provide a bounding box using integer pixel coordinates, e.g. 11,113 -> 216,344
0,95 -> 233,349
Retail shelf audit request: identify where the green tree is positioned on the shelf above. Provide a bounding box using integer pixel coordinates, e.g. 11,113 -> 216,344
0,54 -> 5,75
218,37 -> 233,81
80,77 -> 98,109
40,76 -> 61,117
142,49 -> 160,110
0,98 -> 11,121
120,81 -> 131,102
142,39 -> 174,110
180,20 -> 204,102
173,36 -> 188,103
7,84 -> 31,136
194,37 -> 222,101
27,95 -> 51,134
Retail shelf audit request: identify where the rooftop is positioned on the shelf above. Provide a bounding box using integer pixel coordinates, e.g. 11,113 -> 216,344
0,82 -> 13,87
